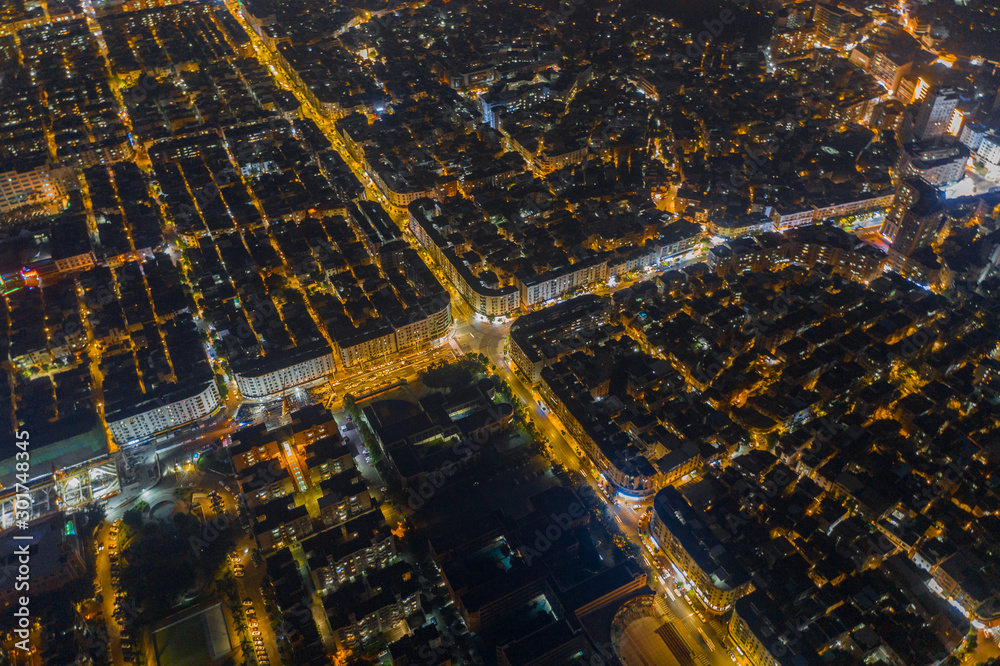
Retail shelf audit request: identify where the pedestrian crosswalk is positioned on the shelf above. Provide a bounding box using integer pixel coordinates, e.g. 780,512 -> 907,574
654,595 -> 671,618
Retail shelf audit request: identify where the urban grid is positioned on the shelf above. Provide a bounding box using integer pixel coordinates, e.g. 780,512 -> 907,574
1,0 -> 1000,664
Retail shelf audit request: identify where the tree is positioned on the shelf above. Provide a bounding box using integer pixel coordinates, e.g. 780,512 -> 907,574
82,502 -> 106,532
122,502 -> 146,530
420,363 -> 473,392
119,508 -> 235,623
344,393 -> 359,420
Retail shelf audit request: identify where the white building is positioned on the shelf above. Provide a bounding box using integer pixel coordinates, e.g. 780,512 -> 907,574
976,132 -> 1000,167
408,199 -> 521,317
913,87 -> 960,141
518,257 -> 608,308
107,380 -> 221,445
897,139 -> 969,187
234,344 -> 336,400
392,298 -> 451,351
0,168 -> 65,216
771,191 -> 896,229
959,122 -> 987,152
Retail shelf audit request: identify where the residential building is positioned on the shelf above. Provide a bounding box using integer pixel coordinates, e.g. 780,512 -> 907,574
233,343 -> 336,400
106,379 -> 221,445
649,487 -> 752,612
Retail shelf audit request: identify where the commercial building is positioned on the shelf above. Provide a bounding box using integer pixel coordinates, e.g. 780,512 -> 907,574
649,487 -> 752,612
106,379 -> 221,445
517,256 -> 608,309
362,380 -> 513,490
812,3 -> 854,49
409,198 -> 521,317
912,87 -> 960,142
0,513 -> 86,606
509,295 -> 610,384
729,591 -> 819,666
882,178 -> 944,259
0,167 -> 66,217
770,191 -> 896,229
896,139 -> 969,188
233,343 -> 336,400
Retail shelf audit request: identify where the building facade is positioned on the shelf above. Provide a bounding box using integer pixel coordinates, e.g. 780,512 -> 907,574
649,487 -> 753,613
0,167 -> 66,217
234,344 -> 336,400
106,379 -> 221,445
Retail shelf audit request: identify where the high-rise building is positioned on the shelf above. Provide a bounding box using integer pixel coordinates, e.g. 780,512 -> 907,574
960,122 -> 988,152
813,3 -> 852,49
913,87 -> 960,141
870,49 -> 913,96
977,131 -> 1000,166
896,139 -> 969,188
881,178 -> 943,259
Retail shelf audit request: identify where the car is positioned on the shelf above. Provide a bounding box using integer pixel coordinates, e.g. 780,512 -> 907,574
243,598 -> 254,606
251,630 -> 262,637
234,569 -> 245,577
248,619 -> 258,628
